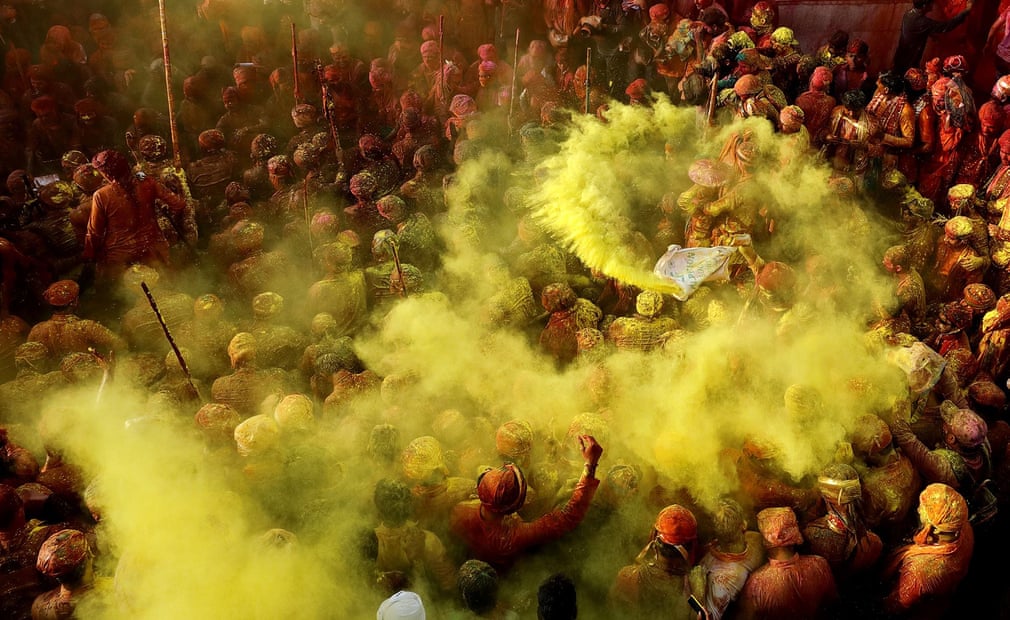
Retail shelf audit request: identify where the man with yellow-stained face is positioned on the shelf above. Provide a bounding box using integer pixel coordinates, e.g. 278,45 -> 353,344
928,216 -> 988,304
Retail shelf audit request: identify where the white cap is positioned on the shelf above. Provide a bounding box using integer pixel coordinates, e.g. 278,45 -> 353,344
377,591 -> 426,620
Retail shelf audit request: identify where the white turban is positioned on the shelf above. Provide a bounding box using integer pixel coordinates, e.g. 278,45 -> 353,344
377,591 -> 426,620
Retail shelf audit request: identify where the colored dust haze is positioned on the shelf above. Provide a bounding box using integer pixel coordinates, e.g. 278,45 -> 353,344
16,95 -> 910,618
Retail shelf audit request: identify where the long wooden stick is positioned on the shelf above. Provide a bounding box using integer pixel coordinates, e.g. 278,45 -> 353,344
508,28 -> 520,135
438,16 -> 445,98
291,22 -> 302,104
389,240 -> 407,298
157,0 -> 181,168
584,48 -> 592,115
141,282 -> 203,402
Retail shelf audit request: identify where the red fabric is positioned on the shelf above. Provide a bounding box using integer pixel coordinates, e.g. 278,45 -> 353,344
737,553 -> 837,619
540,310 -> 579,363
890,420 -> 960,488
612,560 -> 694,618
84,178 -> 187,269
884,525 -> 973,615
736,455 -> 816,512
795,90 -> 836,145
449,475 -> 598,571
860,454 -> 921,529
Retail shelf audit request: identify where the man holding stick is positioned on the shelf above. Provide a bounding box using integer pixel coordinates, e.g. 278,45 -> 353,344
83,149 -> 188,283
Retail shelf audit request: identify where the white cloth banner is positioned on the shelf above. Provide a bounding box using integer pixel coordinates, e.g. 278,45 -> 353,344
653,244 -> 739,301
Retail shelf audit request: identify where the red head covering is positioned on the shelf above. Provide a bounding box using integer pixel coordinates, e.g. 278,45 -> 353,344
30,95 -> 57,115
266,155 -> 292,177
780,105 -> 804,125
400,89 -> 422,112
449,94 -> 477,118
734,74 -> 763,97
198,129 -> 226,152
810,66 -> 833,91
850,414 -> 892,457
942,55 -> 967,75
979,101 -> 1003,125
92,149 -> 132,183
43,280 -> 79,307
649,3 -> 670,21
915,483 -> 967,542
968,381 -> 1006,410
626,78 -> 649,99
755,261 -> 796,292
420,40 -> 438,56
904,68 -> 927,91
757,507 -> 803,548
847,38 -> 868,55
250,133 -> 278,159
477,463 -> 528,514
477,43 -> 498,62
654,504 -> 698,545
964,283 -> 996,312
37,529 -> 90,578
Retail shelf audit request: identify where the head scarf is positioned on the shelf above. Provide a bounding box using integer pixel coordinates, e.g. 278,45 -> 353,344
757,507 -> 803,548
37,529 -> 90,578
234,414 -> 280,457
734,74 -> 763,99
810,66 -> 832,91
851,414 -> 892,456
495,420 -> 534,461
915,483 -> 968,542
198,129 -> 226,152
449,94 -> 477,118
780,104 -> 804,125
401,436 -> 448,482
377,590 -> 427,620
43,280 -> 79,308
477,463 -> 528,514
904,68 -> 927,91
273,394 -> 314,432
654,504 -> 698,545
195,403 -> 241,440
940,406 -> 987,449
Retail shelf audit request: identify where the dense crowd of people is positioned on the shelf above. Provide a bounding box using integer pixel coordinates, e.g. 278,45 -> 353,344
0,0 -> 1008,618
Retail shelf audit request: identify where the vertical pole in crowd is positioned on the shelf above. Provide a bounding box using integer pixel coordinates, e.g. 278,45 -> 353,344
157,0 -> 181,167
705,74 -> 718,134
291,22 -> 302,105
438,16 -> 445,98
584,48 -> 592,116
303,176 -> 314,260
508,28 -> 520,135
